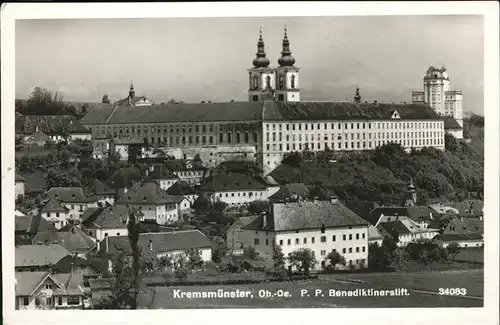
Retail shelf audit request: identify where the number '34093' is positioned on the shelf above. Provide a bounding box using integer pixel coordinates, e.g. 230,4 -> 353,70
439,288 -> 467,295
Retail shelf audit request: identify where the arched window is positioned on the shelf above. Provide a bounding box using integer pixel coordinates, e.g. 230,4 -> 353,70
279,76 -> 284,89
252,75 -> 259,89
291,75 -> 296,89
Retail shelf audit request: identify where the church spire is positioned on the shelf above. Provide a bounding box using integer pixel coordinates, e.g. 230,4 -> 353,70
129,81 -> 135,99
278,25 -> 295,67
354,86 -> 362,103
252,28 -> 270,68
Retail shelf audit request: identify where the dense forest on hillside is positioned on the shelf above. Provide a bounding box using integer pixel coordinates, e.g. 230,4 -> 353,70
271,116 -> 484,205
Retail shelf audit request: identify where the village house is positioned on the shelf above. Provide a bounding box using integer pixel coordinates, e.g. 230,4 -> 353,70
38,197 -> 70,229
376,217 -> 439,247
268,183 -> 311,203
162,159 -> 205,185
166,180 -> 199,207
115,180 -> 180,225
46,187 -> 99,222
15,213 -> 57,245
430,216 -> 484,248
15,172 -> 26,199
18,169 -> 45,200
226,215 -> 260,253
367,225 -> 383,246
32,225 -> 97,258
198,171 -> 270,207
229,198 -> 370,270
81,206 -> 130,247
369,206 -> 435,229
88,180 -> 116,205
147,164 -> 179,191
15,244 -> 71,273
15,271 -> 86,310
99,230 -> 213,272
105,167 -> 143,198
16,114 -> 91,144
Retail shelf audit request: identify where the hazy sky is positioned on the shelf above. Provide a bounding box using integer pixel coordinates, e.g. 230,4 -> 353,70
16,15 -> 484,113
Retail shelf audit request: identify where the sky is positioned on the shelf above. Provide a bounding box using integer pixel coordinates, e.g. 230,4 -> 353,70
15,15 -> 484,114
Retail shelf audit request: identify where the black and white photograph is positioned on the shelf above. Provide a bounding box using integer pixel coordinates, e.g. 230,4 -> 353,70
2,2 -> 499,325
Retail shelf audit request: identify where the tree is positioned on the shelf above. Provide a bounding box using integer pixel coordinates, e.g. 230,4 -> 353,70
211,237 -> 228,264
247,200 -> 269,215
272,243 -> 285,269
368,242 -> 391,269
243,246 -> 257,259
282,151 -> 302,167
193,154 -> 203,164
288,248 -> 317,275
185,248 -> 204,269
325,250 -> 346,270
127,206 -> 140,309
447,242 -> 461,262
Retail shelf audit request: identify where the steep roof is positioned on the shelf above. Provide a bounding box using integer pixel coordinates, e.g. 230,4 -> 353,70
46,187 -> 97,203
15,272 -> 51,296
345,201 -> 381,221
368,206 -> 433,226
82,206 -> 128,229
15,172 -> 26,182
166,181 -> 197,196
115,180 -> 178,205
198,172 -> 268,192
15,214 -> 57,234
247,201 -> 369,232
25,132 -> 51,144
439,233 -> 483,242
89,179 -> 116,196
32,227 -> 96,254
309,184 -> 338,201
101,230 -> 212,256
148,164 -> 178,180
379,220 -> 412,237
79,101 -> 442,125
269,183 -> 311,201
15,244 -> 70,267
53,255 -> 103,274
163,159 -> 204,172
39,197 -> 69,213
449,199 -> 483,216
368,225 -> 383,240
106,167 -> 142,189
443,116 -> 463,130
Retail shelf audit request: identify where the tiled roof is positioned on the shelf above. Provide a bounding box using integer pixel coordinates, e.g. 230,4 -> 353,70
53,255 -> 103,274
309,184 -> 338,201
345,201 -> 381,221
19,170 -> 45,194
32,226 -> 96,254
368,225 -> 383,240
101,230 -> 212,256
15,244 -> 70,267
449,199 -> 483,216
15,270 -> 85,296
15,214 -> 57,234
163,159 -> 204,172
40,197 -> 69,213
79,101 -> 442,125
25,132 -> 50,144
106,167 -> 142,189
269,183 -> 310,201
166,181 -> 197,196
368,206 -> 433,226
82,206 -> 128,230
16,115 -> 90,135
380,220 -> 412,237
247,201 -> 369,232
15,172 -> 26,182
15,272 -> 50,296
148,164 -> 178,180
198,172 -> 268,192
89,179 -> 116,196
46,187 -> 97,203
439,233 -> 483,242
443,116 -> 463,130
115,180 -> 178,205
80,207 -> 101,223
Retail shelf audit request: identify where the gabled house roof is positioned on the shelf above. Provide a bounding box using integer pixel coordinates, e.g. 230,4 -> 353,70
379,220 -> 412,238
449,199 -> 483,216
88,179 -> 116,196
443,116 -> 463,130
15,172 -> 26,182
100,230 -> 212,256
368,225 -> 383,240
15,214 -> 57,234
19,170 -> 46,194
53,255 -> 104,274
163,159 -> 204,172
345,201 -> 381,221
39,197 -> 69,213
246,201 -> 369,232
368,206 -> 434,226
15,244 -> 70,268
148,164 -> 178,180
46,187 -> 97,203
115,180 -> 178,205
82,206 -> 129,230
166,181 -> 197,196
15,270 -> 86,297
106,167 -> 142,189
198,172 -> 268,192
32,226 -> 96,255
309,184 -> 338,201
269,183 -> 311,201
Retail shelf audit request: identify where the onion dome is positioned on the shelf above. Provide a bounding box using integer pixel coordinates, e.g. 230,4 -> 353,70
252,28 -> 270,68
278,26 -> 295,67
354,86 -> 362,103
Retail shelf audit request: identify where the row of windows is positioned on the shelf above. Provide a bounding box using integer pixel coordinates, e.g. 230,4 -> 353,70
218,191 -> 264,198
265,138 -> 444,153
124,133 -> 259,146
274,233 -> 366,246
266,131 -> 443,143
94,123 -> 259,136
265,121 -> 443,132
28,296 -> 80,307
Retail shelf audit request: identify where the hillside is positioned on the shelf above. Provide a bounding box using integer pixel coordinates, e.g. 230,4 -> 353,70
271,121 -> 484,205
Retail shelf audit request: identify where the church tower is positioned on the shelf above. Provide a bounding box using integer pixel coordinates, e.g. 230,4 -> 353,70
248,29 -> 275,102
128,81 -> 136,105
354,86 -> 362,103
274,27 -> 300,103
